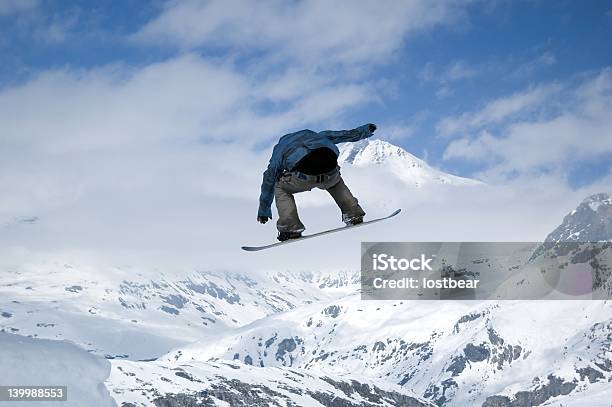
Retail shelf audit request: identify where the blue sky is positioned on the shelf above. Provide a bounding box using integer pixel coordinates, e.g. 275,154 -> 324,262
2,0 -> 611,189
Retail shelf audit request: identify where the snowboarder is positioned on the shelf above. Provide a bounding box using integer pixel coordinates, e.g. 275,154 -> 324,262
257,123 -> 377,241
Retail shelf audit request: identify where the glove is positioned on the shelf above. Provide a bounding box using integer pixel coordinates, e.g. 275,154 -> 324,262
368,123 -> 377,133
257,216 -> 270,224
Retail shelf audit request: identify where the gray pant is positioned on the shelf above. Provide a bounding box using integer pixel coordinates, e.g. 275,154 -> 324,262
274,170 -> 365,233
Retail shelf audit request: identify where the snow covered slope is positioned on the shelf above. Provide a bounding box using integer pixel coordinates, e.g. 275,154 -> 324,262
0,264 -> 357,360
161,297 -> 612,406
338,139 -> 481,187
108,358 -> 434,406
0,333 -> 116,407
2,191 -> 611,406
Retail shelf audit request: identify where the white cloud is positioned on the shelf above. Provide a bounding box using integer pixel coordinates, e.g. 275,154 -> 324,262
421,61 -> 478,83
442,69 -> 612,181
445,60 -> 478,81
509,51 -> 557,79
133,0 -> 476,66
381,124 -> 416,141
420,60 -> 479,99
1,56 -> 244,152
0,47 -> 379,266
379,111 -> 429,142
437,83 -> 561,136
435,85 -> 453,99
443,130 -> 496,160
0,54 -> 374,153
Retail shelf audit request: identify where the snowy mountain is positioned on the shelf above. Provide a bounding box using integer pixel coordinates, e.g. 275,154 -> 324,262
525,192 -> 612,264
1,190 -> 611,405
158,298 -> 611,407
528,192 -> 612,291
497,193 -> 612,300
109,358 -> 434,406
105,192 -> 611,406
338,139 -> 481,187
540,192 -> 612,244
0,265 -> 357,360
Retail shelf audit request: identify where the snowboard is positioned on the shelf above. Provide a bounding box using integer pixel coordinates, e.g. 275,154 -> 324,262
241,209 -> 401,251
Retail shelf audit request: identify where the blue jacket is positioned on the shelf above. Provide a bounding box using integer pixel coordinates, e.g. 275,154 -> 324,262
258,124 -> 374,218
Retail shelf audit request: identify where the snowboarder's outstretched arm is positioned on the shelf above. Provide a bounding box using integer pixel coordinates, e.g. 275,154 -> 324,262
258,143 -> 283,221
319,123 -> 376,144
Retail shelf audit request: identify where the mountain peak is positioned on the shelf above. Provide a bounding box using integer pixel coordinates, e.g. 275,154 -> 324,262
580,192 -> 612,214
338,139 -> 418,165
544,192 -> 612,243
338,138 -> 481,187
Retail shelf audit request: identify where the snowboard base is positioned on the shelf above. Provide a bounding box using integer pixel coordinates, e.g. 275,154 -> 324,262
241,209 -> 401,251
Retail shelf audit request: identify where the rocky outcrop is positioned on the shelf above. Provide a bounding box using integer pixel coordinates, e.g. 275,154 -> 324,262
482,375 -> 577,407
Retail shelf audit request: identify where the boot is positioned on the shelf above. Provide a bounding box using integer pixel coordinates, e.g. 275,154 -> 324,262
277,231 -> 302,242
343,214 -> 364,226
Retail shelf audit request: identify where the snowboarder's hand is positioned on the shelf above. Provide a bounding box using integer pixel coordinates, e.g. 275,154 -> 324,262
368,123 -> 377,133
257,216 -> 270,224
